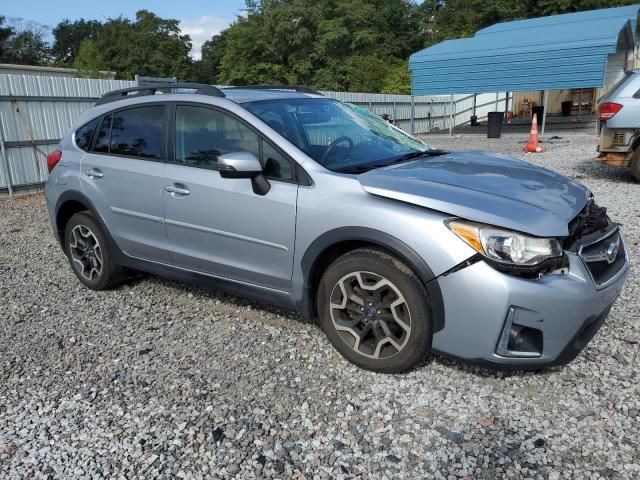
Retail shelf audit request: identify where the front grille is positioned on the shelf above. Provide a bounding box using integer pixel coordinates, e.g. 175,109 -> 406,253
579,229 -> 626,287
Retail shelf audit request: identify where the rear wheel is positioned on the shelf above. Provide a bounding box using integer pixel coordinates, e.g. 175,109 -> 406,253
631,149 -> 640,181
64,212 -> 124,290
317,248 -> 433,373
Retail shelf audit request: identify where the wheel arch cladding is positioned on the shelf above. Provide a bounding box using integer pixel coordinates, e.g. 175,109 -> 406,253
54,191 -> 120,256
300,227 -> 445,333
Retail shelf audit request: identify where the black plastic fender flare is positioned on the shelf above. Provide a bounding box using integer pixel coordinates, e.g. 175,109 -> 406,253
299,227 -> 445,332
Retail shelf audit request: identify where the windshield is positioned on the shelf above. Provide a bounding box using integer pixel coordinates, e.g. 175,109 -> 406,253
244,98 -> 435,172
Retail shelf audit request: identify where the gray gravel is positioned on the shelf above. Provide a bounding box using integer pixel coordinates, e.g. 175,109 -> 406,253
1,132 -> 639,479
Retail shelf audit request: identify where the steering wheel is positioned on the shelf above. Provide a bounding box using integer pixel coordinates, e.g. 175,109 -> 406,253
321,136 -> 354,164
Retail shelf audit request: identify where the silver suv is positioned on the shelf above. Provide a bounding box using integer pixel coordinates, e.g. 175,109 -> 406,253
45,83 -> 629,373
598,70 -> 640,180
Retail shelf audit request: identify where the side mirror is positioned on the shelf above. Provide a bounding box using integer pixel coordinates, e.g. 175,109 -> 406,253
218,151 -> 270,195
218,151 -> 263,178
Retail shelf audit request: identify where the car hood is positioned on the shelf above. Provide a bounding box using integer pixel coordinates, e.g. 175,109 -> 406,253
358,151 -> 591,237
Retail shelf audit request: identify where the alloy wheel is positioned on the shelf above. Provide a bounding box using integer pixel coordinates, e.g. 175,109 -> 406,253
69,224 -> 103,281
329,271 -> 412,359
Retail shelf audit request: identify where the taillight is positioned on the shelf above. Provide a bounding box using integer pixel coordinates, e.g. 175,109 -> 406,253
599,102 -> 623,121
47,150 -> 62,173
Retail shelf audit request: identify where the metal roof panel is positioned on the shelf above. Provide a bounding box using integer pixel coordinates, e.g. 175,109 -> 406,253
410,5 -> 639,95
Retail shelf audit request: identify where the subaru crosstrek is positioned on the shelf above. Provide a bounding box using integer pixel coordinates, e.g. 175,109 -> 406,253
45,83 -> 629,373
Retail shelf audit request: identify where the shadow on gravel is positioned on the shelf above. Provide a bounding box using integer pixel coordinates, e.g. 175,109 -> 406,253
429,354 -> 559,378
574,160 -> 637,183
128,273 -> 306,323
118,273 -> 570,378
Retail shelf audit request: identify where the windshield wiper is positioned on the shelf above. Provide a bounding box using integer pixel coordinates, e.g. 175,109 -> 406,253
389,149 -> 448,164
335,149 -> 448,174
335,165 -> 373,174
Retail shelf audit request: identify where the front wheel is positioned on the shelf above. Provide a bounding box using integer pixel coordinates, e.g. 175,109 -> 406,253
317,248 -> 433,373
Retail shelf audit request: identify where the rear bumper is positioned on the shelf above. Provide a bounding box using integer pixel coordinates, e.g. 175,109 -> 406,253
597,126 -> 637,166
431,243 -> 629,370
44,180 -> 62,244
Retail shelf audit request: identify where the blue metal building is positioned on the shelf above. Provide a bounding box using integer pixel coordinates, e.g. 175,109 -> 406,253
410,5 -> 640,96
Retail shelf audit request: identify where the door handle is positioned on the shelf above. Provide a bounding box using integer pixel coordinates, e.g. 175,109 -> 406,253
165,184 -> 190,196
86,168 -> 103,179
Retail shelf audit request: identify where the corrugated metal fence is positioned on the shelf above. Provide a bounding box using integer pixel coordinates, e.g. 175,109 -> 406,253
0,73 -> 509,194
323,91 -> 509,134
0,75 -> 134,194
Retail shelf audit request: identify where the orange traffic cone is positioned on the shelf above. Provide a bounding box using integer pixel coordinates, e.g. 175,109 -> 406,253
524,114 -> 544,153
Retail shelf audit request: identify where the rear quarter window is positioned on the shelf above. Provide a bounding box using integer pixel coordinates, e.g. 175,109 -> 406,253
93,114 -> 112,153
74,118 -> 98,151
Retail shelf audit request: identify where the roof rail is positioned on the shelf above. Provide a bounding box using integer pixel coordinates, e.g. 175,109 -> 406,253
224,85 -> 322,95
95,83 -> 226,106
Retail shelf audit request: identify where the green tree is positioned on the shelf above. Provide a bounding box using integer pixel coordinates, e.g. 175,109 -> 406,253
52,19 -> 102,65
0,18 -> 49,65
193,31 -> 228,83
0,16 -> 15,62
531,0 -> 639,16
429,0 -> 640,44
73,39 -> 106,77
381,62 -> 411,95
216,0 -> 426,91
92,10 -> 193,80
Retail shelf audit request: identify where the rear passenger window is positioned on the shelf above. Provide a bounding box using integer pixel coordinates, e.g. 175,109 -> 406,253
75,119 -> 98,151
93,114 -> 112,153
110,106 -> 164,159
175,105 -> 259,170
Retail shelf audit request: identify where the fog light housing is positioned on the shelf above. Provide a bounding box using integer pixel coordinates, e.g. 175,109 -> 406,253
496,308 -> 543,358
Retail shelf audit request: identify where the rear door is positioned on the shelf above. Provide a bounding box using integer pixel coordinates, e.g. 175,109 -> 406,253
162,103 -> 298,291
80,104 -> 172,263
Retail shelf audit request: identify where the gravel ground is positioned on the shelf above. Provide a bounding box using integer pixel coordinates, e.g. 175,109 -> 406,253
1,132 -> 639,479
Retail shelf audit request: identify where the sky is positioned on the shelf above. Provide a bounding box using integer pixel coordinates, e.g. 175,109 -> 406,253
4,0 -> 248,59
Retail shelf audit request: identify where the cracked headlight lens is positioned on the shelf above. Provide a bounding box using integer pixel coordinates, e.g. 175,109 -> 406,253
446,220 -> 563,266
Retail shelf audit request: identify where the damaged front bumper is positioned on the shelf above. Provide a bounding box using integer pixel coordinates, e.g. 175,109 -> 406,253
430,226 -> 629,370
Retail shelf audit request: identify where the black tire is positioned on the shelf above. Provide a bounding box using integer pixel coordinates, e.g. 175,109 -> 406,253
64,212 -> 124,290
632,149 -> 640,182
317,248 -> 433,373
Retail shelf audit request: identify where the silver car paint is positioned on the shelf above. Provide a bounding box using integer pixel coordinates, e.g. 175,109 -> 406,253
162,162 -> 298,291
218,151 -> 263,172
45,90 -> 629,368
80,151 -> 171,263
433,250 -> 627,364
358,151 -> 591,237
599,71 -> 640,130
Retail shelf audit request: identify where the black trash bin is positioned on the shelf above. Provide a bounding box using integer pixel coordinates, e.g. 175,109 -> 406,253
532,106 -> 544,126
561,101 -> 572,117
487,112 -> 504,138
470,115 -> 478,126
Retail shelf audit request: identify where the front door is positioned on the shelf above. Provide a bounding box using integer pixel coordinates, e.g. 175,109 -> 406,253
162,104 -> 298,291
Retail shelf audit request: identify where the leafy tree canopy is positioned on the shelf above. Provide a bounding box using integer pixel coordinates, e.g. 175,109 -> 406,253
2,0 -> 640,92
52,19 -> 102,65
0,16 -> 49,65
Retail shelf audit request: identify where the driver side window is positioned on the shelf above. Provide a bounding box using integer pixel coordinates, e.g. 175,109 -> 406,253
175,105 -> 259,170
175,105 -> 294,181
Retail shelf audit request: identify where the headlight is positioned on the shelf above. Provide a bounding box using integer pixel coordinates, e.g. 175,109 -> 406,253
446,219 -> 563,266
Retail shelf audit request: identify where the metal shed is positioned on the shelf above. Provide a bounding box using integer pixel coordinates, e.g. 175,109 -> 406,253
409,5 -> 640,96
